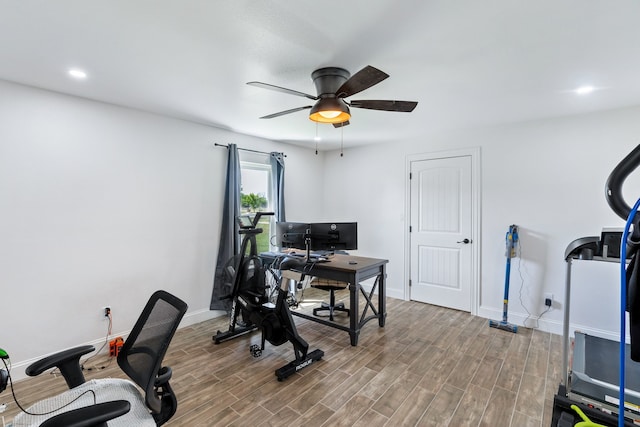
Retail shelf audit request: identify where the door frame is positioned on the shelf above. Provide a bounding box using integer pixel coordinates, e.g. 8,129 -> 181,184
404,147 -> 482,315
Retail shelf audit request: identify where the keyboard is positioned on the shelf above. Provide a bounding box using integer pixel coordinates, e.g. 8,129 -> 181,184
259,251 -> 328,262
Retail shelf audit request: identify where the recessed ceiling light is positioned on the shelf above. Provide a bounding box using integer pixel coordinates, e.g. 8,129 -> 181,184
68,68 -> 87,79
575,85 -> 595,95
314,136 -> 321,142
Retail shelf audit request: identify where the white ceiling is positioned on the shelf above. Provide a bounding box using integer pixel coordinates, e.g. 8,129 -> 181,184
2,1 -> 640,150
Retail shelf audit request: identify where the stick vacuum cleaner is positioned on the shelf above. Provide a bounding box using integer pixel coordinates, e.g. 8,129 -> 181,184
489,224 -> 519,333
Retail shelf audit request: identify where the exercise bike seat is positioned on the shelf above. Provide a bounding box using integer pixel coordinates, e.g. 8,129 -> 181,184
279,256 -> 307,271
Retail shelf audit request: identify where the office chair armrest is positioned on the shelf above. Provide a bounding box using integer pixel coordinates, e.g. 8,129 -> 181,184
155,366 -> 172,386
25,344 -> 94,389
39,399 -> 131,427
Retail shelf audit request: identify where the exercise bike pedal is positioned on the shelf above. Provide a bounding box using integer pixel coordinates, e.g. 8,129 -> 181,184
249,344 -> 262,358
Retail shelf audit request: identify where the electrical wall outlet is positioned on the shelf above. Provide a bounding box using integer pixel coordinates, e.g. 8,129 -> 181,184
544,293 -> 553,307
103,306 -> 111,318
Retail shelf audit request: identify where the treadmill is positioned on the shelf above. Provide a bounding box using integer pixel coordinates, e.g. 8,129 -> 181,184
571,331 -> 640,417
553,145 -> 640,427
555,237 -> 640,425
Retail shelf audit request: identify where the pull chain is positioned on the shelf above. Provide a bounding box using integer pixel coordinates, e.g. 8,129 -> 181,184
315,121 -> 319,155
340,122 -> 344,157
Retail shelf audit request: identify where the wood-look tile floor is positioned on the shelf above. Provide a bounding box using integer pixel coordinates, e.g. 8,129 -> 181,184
1,289 -> 562,426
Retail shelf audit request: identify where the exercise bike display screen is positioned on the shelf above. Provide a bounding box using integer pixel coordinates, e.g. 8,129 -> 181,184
237,215 -> 254,229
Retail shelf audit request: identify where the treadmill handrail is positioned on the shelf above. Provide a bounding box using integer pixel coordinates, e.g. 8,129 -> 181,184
564,236 -> 600,261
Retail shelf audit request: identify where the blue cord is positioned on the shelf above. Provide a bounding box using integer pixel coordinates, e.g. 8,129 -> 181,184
619,197 -> 640,427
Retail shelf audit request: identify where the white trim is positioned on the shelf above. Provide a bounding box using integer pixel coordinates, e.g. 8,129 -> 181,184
478,305 -> 628,342
359,279 -> 404,300
6,309 -> 224,383
404,147 -> 482,315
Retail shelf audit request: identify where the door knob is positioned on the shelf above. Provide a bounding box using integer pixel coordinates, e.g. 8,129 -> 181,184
457,238 -> 471,244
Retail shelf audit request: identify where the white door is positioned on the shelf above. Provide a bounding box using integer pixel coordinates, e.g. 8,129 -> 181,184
410,154 -> 474,311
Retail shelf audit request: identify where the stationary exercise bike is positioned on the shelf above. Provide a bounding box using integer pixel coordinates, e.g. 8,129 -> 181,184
212,212 -> 323,381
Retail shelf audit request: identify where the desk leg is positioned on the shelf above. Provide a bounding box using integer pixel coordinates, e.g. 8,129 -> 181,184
379,264 -> 386,327
349,332 -> 359,346
349,278 -> 359,346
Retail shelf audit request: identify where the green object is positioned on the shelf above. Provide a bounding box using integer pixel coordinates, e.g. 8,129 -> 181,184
571,404 -> 606,427
0,348 -> 8,359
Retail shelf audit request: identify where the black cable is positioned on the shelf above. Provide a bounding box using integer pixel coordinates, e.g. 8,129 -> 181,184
80,313 -> 113,372
47,311 -> 114,379
2,358 -> 96,416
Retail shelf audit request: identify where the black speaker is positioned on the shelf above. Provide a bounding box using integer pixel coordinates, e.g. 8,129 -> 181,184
0,368 -> 7,393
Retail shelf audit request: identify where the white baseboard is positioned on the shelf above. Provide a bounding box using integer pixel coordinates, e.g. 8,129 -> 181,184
181,308 -> 225,327
478,305 -> 627,343
478,305 -> 562,335
359,278 -> 403,300
6,309 -> 225,383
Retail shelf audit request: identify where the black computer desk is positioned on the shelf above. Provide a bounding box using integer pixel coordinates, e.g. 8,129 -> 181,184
260,252 -> 388,346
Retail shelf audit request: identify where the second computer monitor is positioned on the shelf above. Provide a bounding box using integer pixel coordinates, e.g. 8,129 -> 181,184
309,222 -> 357,252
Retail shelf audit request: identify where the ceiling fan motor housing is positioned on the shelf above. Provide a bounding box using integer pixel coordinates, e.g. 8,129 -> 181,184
311,67 -> 351,98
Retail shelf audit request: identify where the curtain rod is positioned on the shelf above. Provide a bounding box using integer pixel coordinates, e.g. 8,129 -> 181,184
214,143 -> 286,157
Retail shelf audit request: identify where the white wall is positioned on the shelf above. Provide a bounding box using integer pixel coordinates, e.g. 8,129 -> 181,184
5,76 -> 640,379
322,106 -> 640,341
0,79 -> 324,377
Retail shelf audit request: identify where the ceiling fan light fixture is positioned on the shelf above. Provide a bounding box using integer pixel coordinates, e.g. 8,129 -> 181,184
318,110 -> 341,119
309,98 -> 350,124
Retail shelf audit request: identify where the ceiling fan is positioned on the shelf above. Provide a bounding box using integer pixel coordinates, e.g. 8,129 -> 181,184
247,65 -> 418,127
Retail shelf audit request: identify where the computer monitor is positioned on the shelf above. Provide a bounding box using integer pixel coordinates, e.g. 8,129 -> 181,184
275,222 -> 308,250
308,222 -> 357,252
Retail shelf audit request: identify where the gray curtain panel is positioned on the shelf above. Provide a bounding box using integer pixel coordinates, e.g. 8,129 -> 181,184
270,152 -> 286,222
210,144 -> 241,311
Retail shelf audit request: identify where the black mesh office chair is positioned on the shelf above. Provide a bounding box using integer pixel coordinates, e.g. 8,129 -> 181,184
13,290 -> 188,427
311,279 -> 350,321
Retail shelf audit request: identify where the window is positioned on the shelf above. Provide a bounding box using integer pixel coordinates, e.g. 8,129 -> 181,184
240,152 -> 273,253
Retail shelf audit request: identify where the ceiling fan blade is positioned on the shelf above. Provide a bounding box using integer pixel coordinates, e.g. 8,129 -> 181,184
332,120 -> 350,128
247,81 -> 318,100
350,100 -> 418,112
335,66 -> 389,98
259,105 -> 312,119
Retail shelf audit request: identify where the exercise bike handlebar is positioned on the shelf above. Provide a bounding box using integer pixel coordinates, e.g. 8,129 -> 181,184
606,144 -> 640,220
251,211 -> 274,227
237,212 -> 275,235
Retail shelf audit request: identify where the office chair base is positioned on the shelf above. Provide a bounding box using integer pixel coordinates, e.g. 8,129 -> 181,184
313,302 -> 350,321
275,349 -> 324,381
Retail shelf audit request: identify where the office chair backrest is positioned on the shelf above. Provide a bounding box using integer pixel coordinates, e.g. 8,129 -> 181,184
117,290 -> 188,414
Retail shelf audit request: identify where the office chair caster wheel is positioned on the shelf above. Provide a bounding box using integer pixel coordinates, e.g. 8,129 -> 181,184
250,344 -> 262,358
